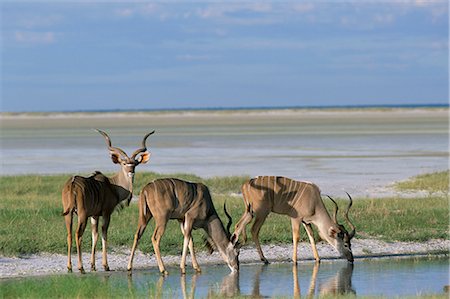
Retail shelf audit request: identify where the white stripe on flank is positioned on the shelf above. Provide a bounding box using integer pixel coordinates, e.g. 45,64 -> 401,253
286,179 -> 295,202
298,182 -> 308,203
259,177 -> 264,197
143,190 -> 147,216
153,182 -> 159,207
291,181 -> 301,204
271,176 -> 274,202
279,177 -> 286,202
247,182 -> 252,204
283,179 -> 289,202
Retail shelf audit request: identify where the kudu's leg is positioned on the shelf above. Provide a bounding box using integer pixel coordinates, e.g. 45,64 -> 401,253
101,215 -> 111,271
233,207 -> 253,244
90,216 -> 99,271
180,222 -> 201,273
152,219 -> 168,275
64,213 -> 73,272
251,212 -> 269,264
75,216 -> 87,273
303,223 -> 320,262
291,218 -> 302,265
180,217 -> 194,274
127,213 -> 152,272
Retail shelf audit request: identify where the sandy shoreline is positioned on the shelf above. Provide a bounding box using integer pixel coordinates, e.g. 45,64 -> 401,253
1,238 -> 448,279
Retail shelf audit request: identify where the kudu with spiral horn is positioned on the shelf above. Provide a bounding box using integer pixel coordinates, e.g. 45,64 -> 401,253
232,176 -> 356,264
61,129 -> 154,273
127,178 -> 241,275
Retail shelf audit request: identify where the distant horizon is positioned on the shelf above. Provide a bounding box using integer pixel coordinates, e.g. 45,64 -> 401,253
2,102 -> 448,114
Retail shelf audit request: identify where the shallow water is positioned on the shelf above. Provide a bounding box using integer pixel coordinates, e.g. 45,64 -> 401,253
1,257 -> 448,297
1,110 -> 448,197
128,257 -> 449,297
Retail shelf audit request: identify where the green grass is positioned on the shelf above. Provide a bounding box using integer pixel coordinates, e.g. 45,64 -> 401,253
394,170 -> 449,194
0,172 -> 448,257
0,273 -> 164,298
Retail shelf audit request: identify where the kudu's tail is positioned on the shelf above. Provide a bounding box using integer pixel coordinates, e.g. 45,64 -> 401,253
61,177 -> 76,216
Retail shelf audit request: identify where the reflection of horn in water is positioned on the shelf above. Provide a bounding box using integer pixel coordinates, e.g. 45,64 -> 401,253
319,263 -> 355,296
181,273 -> 199,299
219,271 -> 240,297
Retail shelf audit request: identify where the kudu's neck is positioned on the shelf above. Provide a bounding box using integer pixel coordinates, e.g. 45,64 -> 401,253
205,215 -> 231,258
110,171 -> 134,203
311,203 -> 337,247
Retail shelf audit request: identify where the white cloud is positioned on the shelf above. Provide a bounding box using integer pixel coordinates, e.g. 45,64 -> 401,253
14,31 -> 56,44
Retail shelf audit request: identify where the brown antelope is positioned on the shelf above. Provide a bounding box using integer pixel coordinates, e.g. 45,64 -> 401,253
61,129 -> 154,273
127,178 -> 241,275
233,176 -> 356,264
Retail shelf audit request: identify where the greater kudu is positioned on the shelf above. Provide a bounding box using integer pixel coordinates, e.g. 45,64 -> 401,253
233,176 -> 356,264
61,129 -> 154,273
127,178 -> 241,275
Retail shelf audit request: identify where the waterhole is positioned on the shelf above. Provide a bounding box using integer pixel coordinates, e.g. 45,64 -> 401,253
1,256 -> 447,298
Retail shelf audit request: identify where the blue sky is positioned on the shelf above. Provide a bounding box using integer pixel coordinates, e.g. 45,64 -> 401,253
1,1 -> 448,112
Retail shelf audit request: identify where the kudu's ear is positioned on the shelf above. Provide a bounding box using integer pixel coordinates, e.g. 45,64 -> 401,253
328,226 -> 339,238
136,152 -> 150,164
110,152 -> 121,164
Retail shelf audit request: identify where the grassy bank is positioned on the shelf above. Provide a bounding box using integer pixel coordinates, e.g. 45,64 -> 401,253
0,172 -> 448,257
394,170 -> 449,194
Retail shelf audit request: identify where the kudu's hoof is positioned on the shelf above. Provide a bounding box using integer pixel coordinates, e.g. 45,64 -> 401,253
194,267 -> 202,274
67,267 -> 73,273
91,265 -> 97,272
160,270 -> 169,276
103,265 -> 110,271
262,258 -> 270,265
79,267 -> 86,274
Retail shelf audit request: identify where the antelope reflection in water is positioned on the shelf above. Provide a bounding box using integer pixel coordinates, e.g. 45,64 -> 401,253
215,262 -> 355,298
318,263 -> 355,296
126,262 -> 354,298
